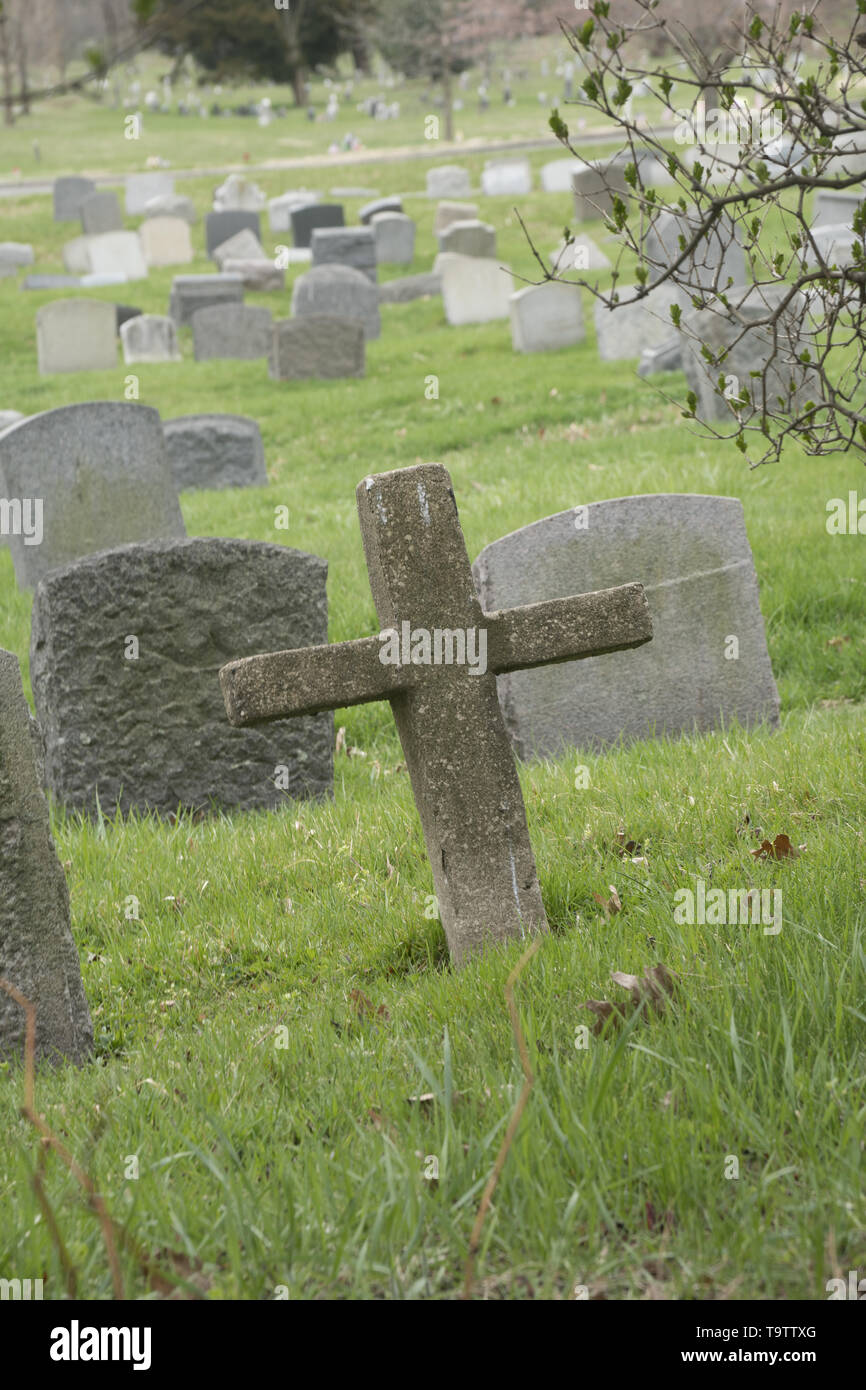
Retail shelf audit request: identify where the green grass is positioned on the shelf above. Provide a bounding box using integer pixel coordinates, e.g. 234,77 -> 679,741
0,143 -> 864,1301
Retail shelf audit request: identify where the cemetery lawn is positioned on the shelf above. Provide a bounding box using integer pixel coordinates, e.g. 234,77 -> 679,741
1,162 -> 865,1301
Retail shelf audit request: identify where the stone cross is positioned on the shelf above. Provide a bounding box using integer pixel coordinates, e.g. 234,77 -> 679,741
220,464 -> 652,966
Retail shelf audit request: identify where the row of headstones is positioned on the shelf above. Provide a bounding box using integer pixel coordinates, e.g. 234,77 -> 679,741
0,402 -> 269,589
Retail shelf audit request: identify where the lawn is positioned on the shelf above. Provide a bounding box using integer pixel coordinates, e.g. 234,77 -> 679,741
0,148 -> 864,1301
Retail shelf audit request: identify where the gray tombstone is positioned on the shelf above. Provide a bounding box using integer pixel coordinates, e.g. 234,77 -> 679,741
269,316 -> 365,380
212,227 -> 268,268
290,202 -> 345,249
163,414 -> 267,490
433,201 -> 480,238
0,403 -> 185,589
644,207 -> 746,289
594,281 -> 685,361
427,165 -> 472,198
144,193 -> 197,223
310,226 -> 377,282
0,649 -> 93,1066
680,283 -> 818,423
30,539 -> 333,816
22,274 -> 82,291
35,299 -> 117,374
292,264 -> 381,340
221,259 -> 284,291
372,212 -> 416,266
571,160 -> 629,221
359,195 -> 403,225
191,304 -> 273,361
811,188 -> 862,229
205,210 -> 262,258
0,243 -> 34,277
120,313 -> 181,364
53,176 -> 97,222
509,282 -> 585,353
378,273 -> 441,304
439,219 -> 496,258
169,273 -> 244,326
125,171 -> 175,216
80,190 -> 123,235
472,494 -> 780,759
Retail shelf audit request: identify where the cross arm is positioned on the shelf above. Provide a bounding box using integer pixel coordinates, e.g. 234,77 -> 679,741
220,635 -> 409,725
485,582 -> 652,676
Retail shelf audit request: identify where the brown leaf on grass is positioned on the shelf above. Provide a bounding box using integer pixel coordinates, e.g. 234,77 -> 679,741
751,833 -> 802,861
580,963 -> 678,1034
349,988 -> 389,1022
826,635 -> 851,648
645,1201 -> 676,1234
580,1000 -> 630,1034
614,829 -> 644,858
593,885 -> 622,917
150,1248 -> 214,1300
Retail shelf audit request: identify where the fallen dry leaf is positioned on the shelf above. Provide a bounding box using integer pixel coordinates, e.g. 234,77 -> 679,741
579,963 -> 678,1035
593,886 -> 622,917
751,833 -> 802,861
614,829 -> 644,858
826,635 -> 851,648
349,988 -> 389,1022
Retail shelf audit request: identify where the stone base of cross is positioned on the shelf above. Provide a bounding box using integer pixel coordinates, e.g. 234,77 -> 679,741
220,464 -> 652,966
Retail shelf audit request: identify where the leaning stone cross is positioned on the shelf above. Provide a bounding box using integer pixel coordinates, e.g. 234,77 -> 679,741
220,464 -> 652,966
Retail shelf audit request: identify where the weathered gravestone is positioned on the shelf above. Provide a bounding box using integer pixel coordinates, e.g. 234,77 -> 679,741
378,273 -> 441,304
53,176 -> 96,222
549,235 -> 611,274
80,190 -> 123,235
292,264 -> 381,340
644,207 -> 746,289
268,190 -> 319,233
222,259 -> 284,291
310,227 -> 377,282
481,159 -> 532,197
120,313 -> 181,364
571,160 -> 629,221
509,282 -> 585,353
205,210 -> 262,258
115,303 -> 143,332
163,414 -> 267,490
811,188 -> 862,229
680,283 -> 818,423
144,193 -> 197,224
439,219 -> 496,258
125,171 -> 175,216
220,463 -> 652,966
434,200 -> 480,238
804,223 -> 860,269
0,403 -> 185,588
359,195 -> 403,225
290,202 -> 345,249
472,494 -> 779,760
62,236 -> 94,273
438,253 -> 514,325
541,159 -> 582,193
372,212 -> 416,265
169,273 -> 244,326
191,304 -> 272,361
269,316 -> 365,380
427,165 -> 472,199
594,281 -> 685,360
23,274 -> 82,292
212,227 -> 267,268
85,230 -> 148,281
0,243 -> 34,277
31,540 -> 332,817
35,299 -> 117,374
0,649 -> 93,1066
140,215 -> 194,267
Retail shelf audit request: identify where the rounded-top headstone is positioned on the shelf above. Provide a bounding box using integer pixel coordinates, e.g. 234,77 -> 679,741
291,263 -> 381,340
